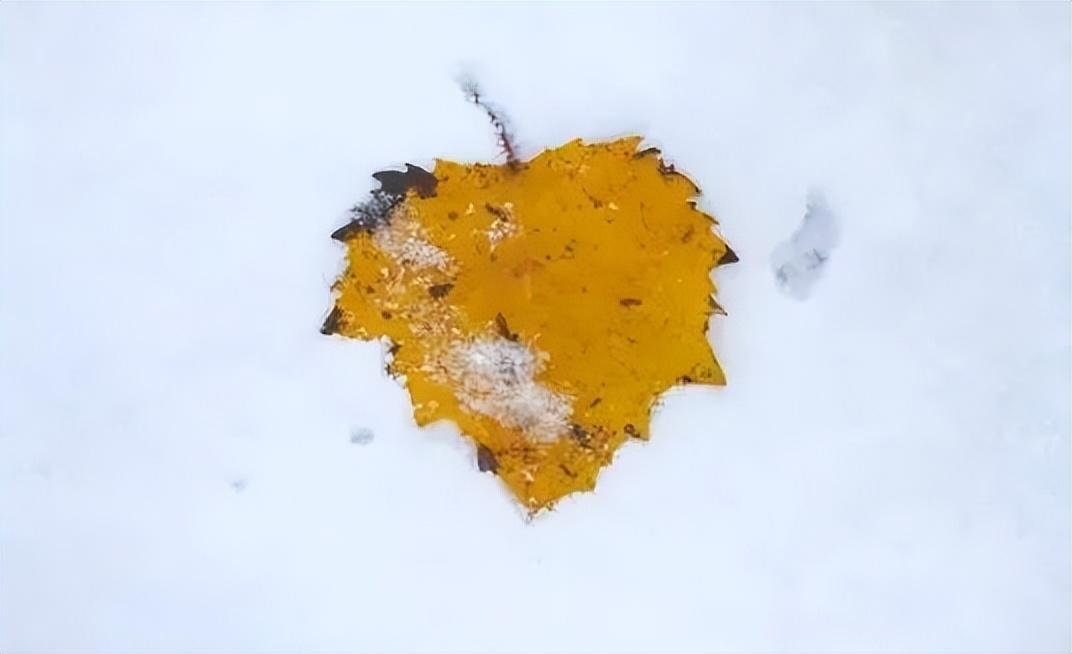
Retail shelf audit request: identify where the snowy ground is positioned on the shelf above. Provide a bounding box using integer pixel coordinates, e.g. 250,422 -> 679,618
1,3 -> 1069,652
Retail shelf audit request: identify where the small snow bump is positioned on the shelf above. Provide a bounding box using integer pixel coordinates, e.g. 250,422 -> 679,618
350,427 -> 375,445
772,190 -> 839,300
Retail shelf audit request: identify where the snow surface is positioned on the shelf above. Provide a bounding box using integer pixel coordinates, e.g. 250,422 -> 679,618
1,3 -> 1069,652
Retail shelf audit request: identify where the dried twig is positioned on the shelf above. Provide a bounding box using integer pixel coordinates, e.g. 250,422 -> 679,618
461,79 -> 520,169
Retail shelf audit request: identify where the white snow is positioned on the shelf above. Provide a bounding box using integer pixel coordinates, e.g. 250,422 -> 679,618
371,208 -> 453,271
1,3 -> 1068,653
484,201 -> 519,251
437,336 -> 572,442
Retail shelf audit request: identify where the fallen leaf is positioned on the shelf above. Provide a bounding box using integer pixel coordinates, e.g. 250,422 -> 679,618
325,137 -> 733,511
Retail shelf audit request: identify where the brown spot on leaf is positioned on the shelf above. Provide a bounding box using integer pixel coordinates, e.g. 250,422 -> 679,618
708,296 -> 727,316
718,245 -> 739,266
333,189 -> 404,239
656,160 -> 701,193
320,306 -> 343,335
477,444 -> 499,474
428,283 -> 454,299
330,222 -> 363,242
372,164 -> 438,198
570,422 -> 590,447
619,298 -> 643,308
495,312 -> 518,341
485,203 -> 510,221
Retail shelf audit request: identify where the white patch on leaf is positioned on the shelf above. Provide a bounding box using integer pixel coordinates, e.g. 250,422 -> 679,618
434,336 -> 572,441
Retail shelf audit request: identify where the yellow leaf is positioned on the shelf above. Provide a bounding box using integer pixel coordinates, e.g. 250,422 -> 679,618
325,137 -> 733,511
